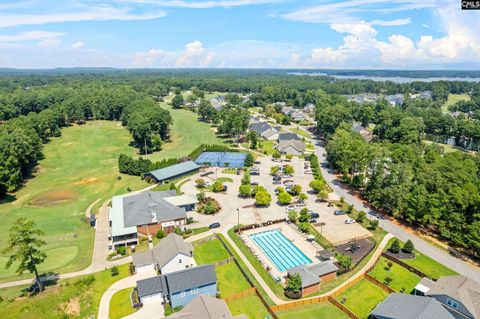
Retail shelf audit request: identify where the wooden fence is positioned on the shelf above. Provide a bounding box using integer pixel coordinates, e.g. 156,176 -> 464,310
213,256 -> 234,267
381,252 -> 431,280
270,296 -> 328,312
223,287 -> 257,302
328,296 -> 360,319
364,273 -> 395,294
192,234 -> 216,247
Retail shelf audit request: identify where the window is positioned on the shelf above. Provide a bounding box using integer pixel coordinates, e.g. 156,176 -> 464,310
191,288 -> 199,295
179,258 -> 182,263
447,298 -> 459,309
180,291 -> 186,298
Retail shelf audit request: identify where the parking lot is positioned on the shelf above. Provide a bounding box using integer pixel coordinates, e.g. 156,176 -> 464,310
180,154 -> 372,247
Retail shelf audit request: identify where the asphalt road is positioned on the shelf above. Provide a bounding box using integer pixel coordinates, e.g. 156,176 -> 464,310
312,136 -> 480,281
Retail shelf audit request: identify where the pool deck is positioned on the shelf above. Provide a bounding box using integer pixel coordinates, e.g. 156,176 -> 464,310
240,223 -> 324,280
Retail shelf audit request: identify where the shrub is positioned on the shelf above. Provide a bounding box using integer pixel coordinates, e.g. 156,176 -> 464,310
369,219 -> 379,230
384,276 -> 393,286
270,166 -> 280,175
356,211 -> 366,223
309,179 -> 325,193
337,254 -> 353,270
239,184 -> 251,197
116,246 -> 127,256
389,239 -> 401,254
299,208 -> 309,223
212,181 -> 224,193
111,266 -> 119,277
244,153 -> 254,166
277,191 -> 292,205
197,191 -> 206,202
402,239 -> 415,254
255,190 -> 272,206
241,172 -> 251,185
283,165 -> 294,175
156,230 -> 165,239
298,192 -> 308,202
285,154 -> 293,160
286,273 -> 302,293
288,184 -> 302,196
298,222 -> 310,233
272,151 -> 281,160
288,211 -> 298,223
316,190 -> 329,202
195,178 -> 205,188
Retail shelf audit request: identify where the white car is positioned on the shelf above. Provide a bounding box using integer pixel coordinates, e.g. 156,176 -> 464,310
344,218 -> 356,224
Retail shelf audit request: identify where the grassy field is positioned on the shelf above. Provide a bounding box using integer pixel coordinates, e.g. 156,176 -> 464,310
276,302 -> 348,319
289,127 -> 311,139
194,239 -> 231,265
442,93 -> 471,112
0,121 -> 148,283
369,257 -> 421,293
260,140 -> 275,155
216,262 -> 251,298
0,264 -> 130,319
227,294 -> 270,319
109,288 -> 137,319
144,102 -> 229,162
384,238 -> 457,280
422,140 -> 465,154
337,279 -> 389,319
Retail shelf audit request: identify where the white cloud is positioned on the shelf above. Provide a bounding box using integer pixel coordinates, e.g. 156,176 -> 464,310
118,0 -> 281,9
38,38 -> 62,47
175,40 -> 214,67
0,31 -> 64,42
0,5 -> 166,27
71,41 -> 85,49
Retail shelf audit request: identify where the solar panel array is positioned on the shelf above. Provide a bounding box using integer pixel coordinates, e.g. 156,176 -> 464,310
195,152 -> 247,168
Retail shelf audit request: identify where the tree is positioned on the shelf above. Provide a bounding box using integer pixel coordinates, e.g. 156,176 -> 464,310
272,151 -> 281,160
283,165 -> 294,175
402,239 -> 415,254
195,178 -> 205,188
317,190 -> 329,202
369,219 -> 379,230
239,184 -> 251,197
270,166 -> 280,175
299,208 -> 309,223
212,181 -> 224,193
309,179 -> 326,193
286,273 -> 302,293
248,131 -> 258,149
288,211 -> 298,223
244,153 -> 254,167
389,239 -> 401,254
285,154 -> 293,160
241,171 -> 250,185
277,191 -> 292,205
356,211 -> 366,223
172,94 -> 184,109
111,266 -> 119,277
298,192 -> 308,203
255,190 -> 272,206
298,222 -> 310,233
156,230 -> 165,239
337,254 -> 353,269
288,184 -> 302,196
3,218 -> 47,292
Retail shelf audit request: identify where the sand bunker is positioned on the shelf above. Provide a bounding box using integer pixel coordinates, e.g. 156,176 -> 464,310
31,189 -> 78,207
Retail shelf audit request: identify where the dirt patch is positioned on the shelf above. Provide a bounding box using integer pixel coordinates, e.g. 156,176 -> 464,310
59,297 -> 80,316
73,177 -> 100,186
31,189 -> 78,207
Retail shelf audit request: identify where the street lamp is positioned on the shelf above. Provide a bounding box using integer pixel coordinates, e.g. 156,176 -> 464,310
236,208 -> 240,233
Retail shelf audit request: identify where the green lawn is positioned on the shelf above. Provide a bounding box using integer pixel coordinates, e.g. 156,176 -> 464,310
442,93 -> 471,112
194,239 -> 231,264
0,264 -> 130,319
369,257 -> 421,293
216,262 -> 251,298
423,140 -> 464,154
260,140 -> 275,155
337,279 -> 389,319
191,226 -> 210,235
222,168 -> 238,174
109,288 -> 137,319
384,238 -> 457,280
289,127 -> 311,139
227,294 -> 270,319
276,302 -> 348,319
0,121 -> 148,283
144,103 -> 229,162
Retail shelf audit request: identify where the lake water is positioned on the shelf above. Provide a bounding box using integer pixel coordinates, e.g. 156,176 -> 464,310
287,72 -> 480,83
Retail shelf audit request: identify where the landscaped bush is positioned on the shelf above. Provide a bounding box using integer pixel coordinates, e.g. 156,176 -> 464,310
116,246 -> 127,256
285,273 -> 302,299
337,254 -> 353,270
197,197 -> 221,214
239,184 -> 251,197
255,189 -> 272,207
288,184 -> 302,196
195,178 -> 205,188
389,239 -> 401,254
356,211 -> 366,223
402,239 -> 415,254
309,179 -> 326,193
156,230 -> 165,239
212,180 -> 224,193
244,153 -> 254,166
369,219 -> 379,230
277,191 -> 292,205
111,266 -> 119,277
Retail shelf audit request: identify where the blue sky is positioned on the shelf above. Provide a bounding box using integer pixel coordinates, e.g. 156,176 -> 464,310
0,0 -> 479,69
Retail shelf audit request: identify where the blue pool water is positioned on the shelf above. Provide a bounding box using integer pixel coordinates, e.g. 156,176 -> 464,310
250,229 -> 312,272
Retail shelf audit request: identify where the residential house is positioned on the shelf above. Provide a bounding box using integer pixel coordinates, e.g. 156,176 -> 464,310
289,109 -> 307,122
109,191 -> 196,250
209,96 -> 226,110
420,91 -> 432,99
386,94 -> 404,107
144,161 -> 200,184
132,233 -> 195,274
248,121 -> 280,141
136,264 -> 217,308
304,103 -> 315,113
288,261 -> 338,295
371,293 -> 455,319
277,132 -> 301,142
169,294 -> 247,319
352,122 -> 373,142
276,140 -> 305,156
414,275 -> 480,319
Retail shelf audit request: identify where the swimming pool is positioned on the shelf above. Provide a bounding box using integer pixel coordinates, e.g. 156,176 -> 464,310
249,229 -> 312,272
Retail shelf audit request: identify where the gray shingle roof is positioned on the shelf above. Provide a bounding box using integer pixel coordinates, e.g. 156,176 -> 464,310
277,140 -> 305,153
278,132 -> 301,141
123,191 -> 187,227
421,275 -> 480,318
147,161 -> 199,182
132,233 -> 194,268
289,261 -> 338,288
169,295 -> 247,319
137,276 -> 164,298
372,294 -> 455,319
162,264 -> 217,295
249,122 -> 272,135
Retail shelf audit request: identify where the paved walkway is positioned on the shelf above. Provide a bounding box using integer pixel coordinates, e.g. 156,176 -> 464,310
97,269 -> 157,319
85,198 -> 100,218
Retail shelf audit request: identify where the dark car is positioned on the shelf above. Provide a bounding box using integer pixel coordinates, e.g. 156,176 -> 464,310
254,161 -> 261,164
209,222 -> 221,229
273,175 -> 281,181
251,182 -> 259,186
334,210 -> 346,216
309,219 -> 317,223
309,212 -> 320,219
222,185 -> 228,192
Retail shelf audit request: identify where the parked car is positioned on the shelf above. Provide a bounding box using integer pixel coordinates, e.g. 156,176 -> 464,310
273,180 -> 281,185
309,212 -> 320,219
250,182 -> 259,186
334,210 -> 346,216
296,202 -> 307,207
309,219 -> 317,223
283,179 -> 294,184
201,171 -> 214,177
251,171 -> 260,176
345,218 -> 356,224
222,185 -> 228,192
254,161 -> 261,164
304,170 -> 312,174
286,207 -> 296,212
273,175 -> 281,181
209,222 -> 221,229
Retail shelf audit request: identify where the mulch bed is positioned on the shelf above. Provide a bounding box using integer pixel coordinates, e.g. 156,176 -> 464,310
335,238 -> 375,264
384,250 -> 415,260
